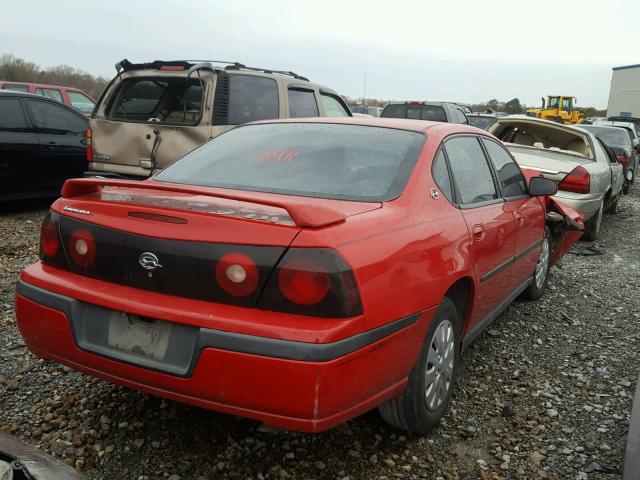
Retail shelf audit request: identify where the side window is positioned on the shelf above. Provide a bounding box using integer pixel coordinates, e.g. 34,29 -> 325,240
1,84 -> 29,93
445,136 -> 498,205
42,88 -> 64,103
482,139 -> 527,197
228,75 -> 279,124
320,94 -> 349,117
68,91 -> 96,115
288,88 -> 319,118
432,150 -> 453,202
35,88 -> 45,96
26,100 -> 87,135
0,98 -> 29,132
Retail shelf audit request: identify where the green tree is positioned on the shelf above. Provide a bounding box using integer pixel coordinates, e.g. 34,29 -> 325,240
504,98 -> 523,114
487,98 -> 499,110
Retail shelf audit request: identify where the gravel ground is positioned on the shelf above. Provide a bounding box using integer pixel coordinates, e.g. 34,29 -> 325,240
1,188 -> 639,480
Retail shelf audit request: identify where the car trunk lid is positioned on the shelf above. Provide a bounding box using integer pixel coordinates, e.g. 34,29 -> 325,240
508,146 -> 591,181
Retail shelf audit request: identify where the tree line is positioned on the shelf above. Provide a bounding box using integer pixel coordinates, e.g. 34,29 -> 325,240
0,54 -> 109,98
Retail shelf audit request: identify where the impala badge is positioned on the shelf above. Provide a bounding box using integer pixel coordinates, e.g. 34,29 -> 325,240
139,252 -> 162,275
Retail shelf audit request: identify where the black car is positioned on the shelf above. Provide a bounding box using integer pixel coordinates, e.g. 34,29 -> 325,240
380,101 -> 469,124
0,90 -> 88,201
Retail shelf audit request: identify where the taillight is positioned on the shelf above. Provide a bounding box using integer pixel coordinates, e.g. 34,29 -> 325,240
558,166 -> 590,194
258,248 -> 362,318
69,228 -> 96,268
40,213 -> 60,258
215,252 -> 259,297
617,153 -> 630,167
86,129 -> 92,162
278,258 -> 330,305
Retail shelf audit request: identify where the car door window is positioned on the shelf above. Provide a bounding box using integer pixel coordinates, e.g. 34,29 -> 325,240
320,94 -> 349,117
41,88 -> 64,103
431,150 -> 453,202
228,75 -> 279,124
288,88 -> 319,118
0,98 -> 29,132
68,91 -> 96,114
1,84 -> 29,93
26,100 -> 87,135
445,136 -> 498,205
482,138 -> 527,198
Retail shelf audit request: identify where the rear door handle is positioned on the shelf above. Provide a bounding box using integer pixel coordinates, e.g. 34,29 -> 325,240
472,224 -> 486,242
47,141 -> 57,150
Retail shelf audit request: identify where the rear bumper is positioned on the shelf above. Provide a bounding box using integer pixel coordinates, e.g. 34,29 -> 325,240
15,271 -> 431,432
552,192 -> 603,221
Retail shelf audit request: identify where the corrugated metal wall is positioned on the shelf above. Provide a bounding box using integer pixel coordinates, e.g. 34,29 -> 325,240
607,66 -> 640,117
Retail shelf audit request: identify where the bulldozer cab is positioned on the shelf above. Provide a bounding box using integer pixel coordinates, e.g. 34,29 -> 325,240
529,96 -> 582,124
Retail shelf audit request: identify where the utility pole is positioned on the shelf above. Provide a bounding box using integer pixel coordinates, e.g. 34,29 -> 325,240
363,72 -> 366,107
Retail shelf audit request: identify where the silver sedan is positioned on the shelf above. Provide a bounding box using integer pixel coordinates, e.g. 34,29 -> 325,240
489,116 -> 623,241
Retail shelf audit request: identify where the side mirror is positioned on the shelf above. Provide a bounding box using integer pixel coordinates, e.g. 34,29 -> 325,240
529,176 -> 558,196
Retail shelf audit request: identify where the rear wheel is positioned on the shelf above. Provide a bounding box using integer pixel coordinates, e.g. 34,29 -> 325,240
583,199 -> 604,241
378,297 -> 460,434
606,194 -> 619,214
522,228 -> 551,300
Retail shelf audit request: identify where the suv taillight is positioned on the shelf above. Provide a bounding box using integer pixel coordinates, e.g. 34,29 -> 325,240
558,166 -> 590,194
86,129 -> 92,162
258,248 -> 362,318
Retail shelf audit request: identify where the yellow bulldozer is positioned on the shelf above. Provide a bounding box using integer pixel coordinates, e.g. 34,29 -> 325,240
526,96 -> 584,124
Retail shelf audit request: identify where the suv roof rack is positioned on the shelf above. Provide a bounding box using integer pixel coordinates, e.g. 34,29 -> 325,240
115,59 -> 310,81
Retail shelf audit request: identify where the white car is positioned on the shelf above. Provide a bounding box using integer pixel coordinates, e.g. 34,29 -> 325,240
489,116 -> 624,241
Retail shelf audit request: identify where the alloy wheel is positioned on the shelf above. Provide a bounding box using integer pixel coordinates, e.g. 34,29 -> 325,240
424,319 -> 455,411
534,237 -> 550,290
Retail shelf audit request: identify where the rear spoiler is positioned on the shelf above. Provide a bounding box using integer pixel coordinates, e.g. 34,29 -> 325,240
61,178 -> 347,229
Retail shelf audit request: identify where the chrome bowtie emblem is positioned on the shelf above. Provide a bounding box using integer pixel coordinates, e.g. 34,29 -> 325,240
430,188 -> 440,200
139,252 -> 162,271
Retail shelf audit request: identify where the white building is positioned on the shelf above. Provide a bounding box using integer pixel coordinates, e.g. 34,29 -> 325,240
607,64 -> 640,117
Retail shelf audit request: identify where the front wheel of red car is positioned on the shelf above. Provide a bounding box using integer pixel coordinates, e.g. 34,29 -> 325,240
378,297 -> 460,434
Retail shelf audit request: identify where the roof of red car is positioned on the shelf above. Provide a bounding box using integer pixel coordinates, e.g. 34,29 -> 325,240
252,116 -> 486,134
0,80 -> 88,92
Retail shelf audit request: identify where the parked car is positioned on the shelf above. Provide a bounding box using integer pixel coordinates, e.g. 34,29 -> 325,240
88,59 -> 351,179
16,118 -> 583,434
607,116 -> 640,138
0,432 -> 86,479
381,101 -> 469,124
351,106 -> 383,117
0,81 -> 96,116
624,375 -> 640,479
579,124 -> 638,193
0,91 -> 89,201
489,116 -> 624,241
467,113 -> 498,130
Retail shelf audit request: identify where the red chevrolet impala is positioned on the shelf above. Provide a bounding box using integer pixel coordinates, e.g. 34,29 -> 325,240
15,118 -> 582,433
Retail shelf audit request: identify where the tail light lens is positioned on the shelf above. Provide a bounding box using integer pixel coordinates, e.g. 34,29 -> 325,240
617,153 -> 630,167
69,228 -> 96,268
40,212 -> 60,258
86,129 -> 92,162
216,252 -> 259,297
258,248 -> 362,318
558,166 -> 590,194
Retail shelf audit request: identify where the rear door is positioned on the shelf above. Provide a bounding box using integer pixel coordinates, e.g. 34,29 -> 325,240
444,135 -> 517,330
482,138 -> 544,290
0,96 -> 41,197
24,98 -> 88,189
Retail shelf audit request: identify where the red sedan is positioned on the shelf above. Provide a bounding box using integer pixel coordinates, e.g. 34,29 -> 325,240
15,118 -> 582,433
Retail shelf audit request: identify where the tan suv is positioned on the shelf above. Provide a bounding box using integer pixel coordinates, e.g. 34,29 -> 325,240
88,59 -> 352,178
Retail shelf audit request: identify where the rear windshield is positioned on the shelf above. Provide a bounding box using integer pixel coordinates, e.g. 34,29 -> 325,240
155,123 -> 425,202
468,116 -> 496,130
581,126 -> 629,146
108,76 -> 203,124
381,104 -> 447,122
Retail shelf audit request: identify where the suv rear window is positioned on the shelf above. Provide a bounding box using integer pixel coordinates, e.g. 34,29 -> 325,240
109,77 -> 203,124
156,123 -> 424,202
382,104 -> 447,122
580,126 -> 629,146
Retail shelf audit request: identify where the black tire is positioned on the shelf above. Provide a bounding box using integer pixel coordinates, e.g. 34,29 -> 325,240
378,297 -> 460,434
606,194 -> 619,214
583,199 -> 604,242
623,180 -> 630,195
522,228 -> 551,300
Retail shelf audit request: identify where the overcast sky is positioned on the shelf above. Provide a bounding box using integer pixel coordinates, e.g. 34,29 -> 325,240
2,0 -> 638,108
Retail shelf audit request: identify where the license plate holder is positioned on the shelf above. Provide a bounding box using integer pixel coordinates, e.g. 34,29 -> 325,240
107,311 -> 171,361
